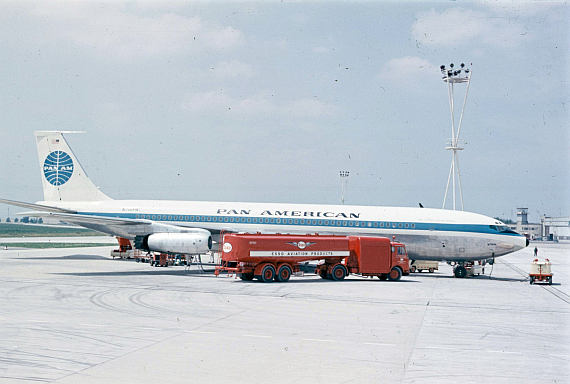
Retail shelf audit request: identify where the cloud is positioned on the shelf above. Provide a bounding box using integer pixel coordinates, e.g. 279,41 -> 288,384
211,60 -> 254,80
29,3 -> 244,59
376,57 -> 436,82
182,91 -> 337,118
412,8 -> 526,48
312,46 -> 330,53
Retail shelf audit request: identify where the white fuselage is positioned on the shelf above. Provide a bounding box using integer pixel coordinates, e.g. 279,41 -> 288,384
42,199 -> 528,262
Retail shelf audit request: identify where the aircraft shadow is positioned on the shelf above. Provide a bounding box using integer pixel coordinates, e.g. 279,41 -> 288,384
53,269 -> 217,277
13,255 -> 110,260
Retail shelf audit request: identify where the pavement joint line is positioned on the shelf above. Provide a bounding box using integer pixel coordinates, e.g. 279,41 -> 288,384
364,342 -> 396,346
487,351 -> 523,354
422,346 -> 456,350
242,334 -> 272,338
186,330 -> 217,334
302,338 -> 335,342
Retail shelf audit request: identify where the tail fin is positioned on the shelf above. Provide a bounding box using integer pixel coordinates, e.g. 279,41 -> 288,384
35,131 -> 112,202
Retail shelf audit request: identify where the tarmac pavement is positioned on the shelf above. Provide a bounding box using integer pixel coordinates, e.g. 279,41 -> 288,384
1,242 -> 568,383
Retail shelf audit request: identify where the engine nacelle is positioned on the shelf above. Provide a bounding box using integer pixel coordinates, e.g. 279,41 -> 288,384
135,230 -> 212,254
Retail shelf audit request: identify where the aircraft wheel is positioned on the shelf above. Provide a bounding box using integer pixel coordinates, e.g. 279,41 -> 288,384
387,267 -> 402,281
258,264 -> 276,283
454,266 -> 467,278
330,264 -> 347,281
275,264 -> 292,282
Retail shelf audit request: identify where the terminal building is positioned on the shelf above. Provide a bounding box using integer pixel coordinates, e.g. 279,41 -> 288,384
507,207 -> 570,241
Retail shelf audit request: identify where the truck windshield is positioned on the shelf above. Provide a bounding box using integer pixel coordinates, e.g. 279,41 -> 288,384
397,246 -> 406,255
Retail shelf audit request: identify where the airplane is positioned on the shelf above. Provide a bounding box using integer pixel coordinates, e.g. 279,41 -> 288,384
0,131 -> 528,278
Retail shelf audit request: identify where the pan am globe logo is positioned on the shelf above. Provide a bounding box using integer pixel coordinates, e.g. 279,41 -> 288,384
43,151 -> 74,186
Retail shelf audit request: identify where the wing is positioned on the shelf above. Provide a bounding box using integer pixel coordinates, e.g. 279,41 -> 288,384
1,198 -> 215,240
20,211 -> 156,239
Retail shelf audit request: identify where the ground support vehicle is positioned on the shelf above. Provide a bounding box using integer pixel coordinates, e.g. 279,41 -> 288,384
215,234 -> 409,283
409,260 -> 439,273
529,259 -> 553,285
111,237 -> 134,259
452,260 -> 485,278
150,253 -> 169,267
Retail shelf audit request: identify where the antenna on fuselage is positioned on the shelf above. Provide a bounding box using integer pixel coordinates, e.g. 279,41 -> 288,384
440,63 -> 472,211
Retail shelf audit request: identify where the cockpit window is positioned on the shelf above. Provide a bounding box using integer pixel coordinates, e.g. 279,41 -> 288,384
490,225 -> 512,232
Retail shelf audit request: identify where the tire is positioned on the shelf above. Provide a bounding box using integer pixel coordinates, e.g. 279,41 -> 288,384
454,266 -> 467,278
549,277 -> 552,285
330,264 -> 347,281
239,272 -> 254,281
377,274 -> 388,281
428,268 -> 434,273
319,269 -> 329,279
411,266 -> 416,273
259,264 -> 276,283
275,264 -> 292,282
530,277 -> 534,285
418,269 -> 423,273
387,267 -> 402,281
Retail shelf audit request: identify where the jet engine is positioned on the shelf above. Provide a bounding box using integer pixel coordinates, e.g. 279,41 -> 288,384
134,231 -> 212,254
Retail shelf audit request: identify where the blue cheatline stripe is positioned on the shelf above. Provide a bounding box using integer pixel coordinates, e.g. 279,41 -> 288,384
77,211 -> 523,237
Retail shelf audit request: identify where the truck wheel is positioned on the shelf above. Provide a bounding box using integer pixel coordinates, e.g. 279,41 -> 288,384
529,277 -> 534,285
428,268 -> 434,273
319,269 -> 329,279
549,277 -> 552,285
239,273 -> 254,281
387,267 -> 402,281
454,266 -> 467,278
275,264 -> 292,282
330,264 -> 347,281
259,264 -> 276,283
411,266 -> 416,273
377,274 -> 388,281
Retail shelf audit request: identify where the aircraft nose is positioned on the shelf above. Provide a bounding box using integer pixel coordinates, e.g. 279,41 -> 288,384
526,238 -> 530,247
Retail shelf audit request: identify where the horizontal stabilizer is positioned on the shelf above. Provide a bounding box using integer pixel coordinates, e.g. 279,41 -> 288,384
0,198 -> 76,213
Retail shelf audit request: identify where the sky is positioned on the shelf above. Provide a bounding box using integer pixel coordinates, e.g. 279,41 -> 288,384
0,0 -> 568,223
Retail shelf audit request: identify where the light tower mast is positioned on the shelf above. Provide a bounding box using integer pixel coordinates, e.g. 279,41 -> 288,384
440,63 -> 472,211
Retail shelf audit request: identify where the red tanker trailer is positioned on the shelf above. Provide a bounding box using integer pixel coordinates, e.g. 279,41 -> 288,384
215,233 -> 409,283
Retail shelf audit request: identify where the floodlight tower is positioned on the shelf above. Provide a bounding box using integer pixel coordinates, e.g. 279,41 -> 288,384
440,63 -> 472,211
340,171 -> 349,205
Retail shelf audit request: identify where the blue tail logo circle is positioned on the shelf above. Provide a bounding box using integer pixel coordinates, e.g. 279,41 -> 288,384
43,151 -> 74,186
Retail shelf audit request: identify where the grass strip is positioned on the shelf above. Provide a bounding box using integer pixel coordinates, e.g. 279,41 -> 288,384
0,223 -> 102,238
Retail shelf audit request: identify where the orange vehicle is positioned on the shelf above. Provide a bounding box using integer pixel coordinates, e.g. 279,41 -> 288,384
215,234 -> 409,283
